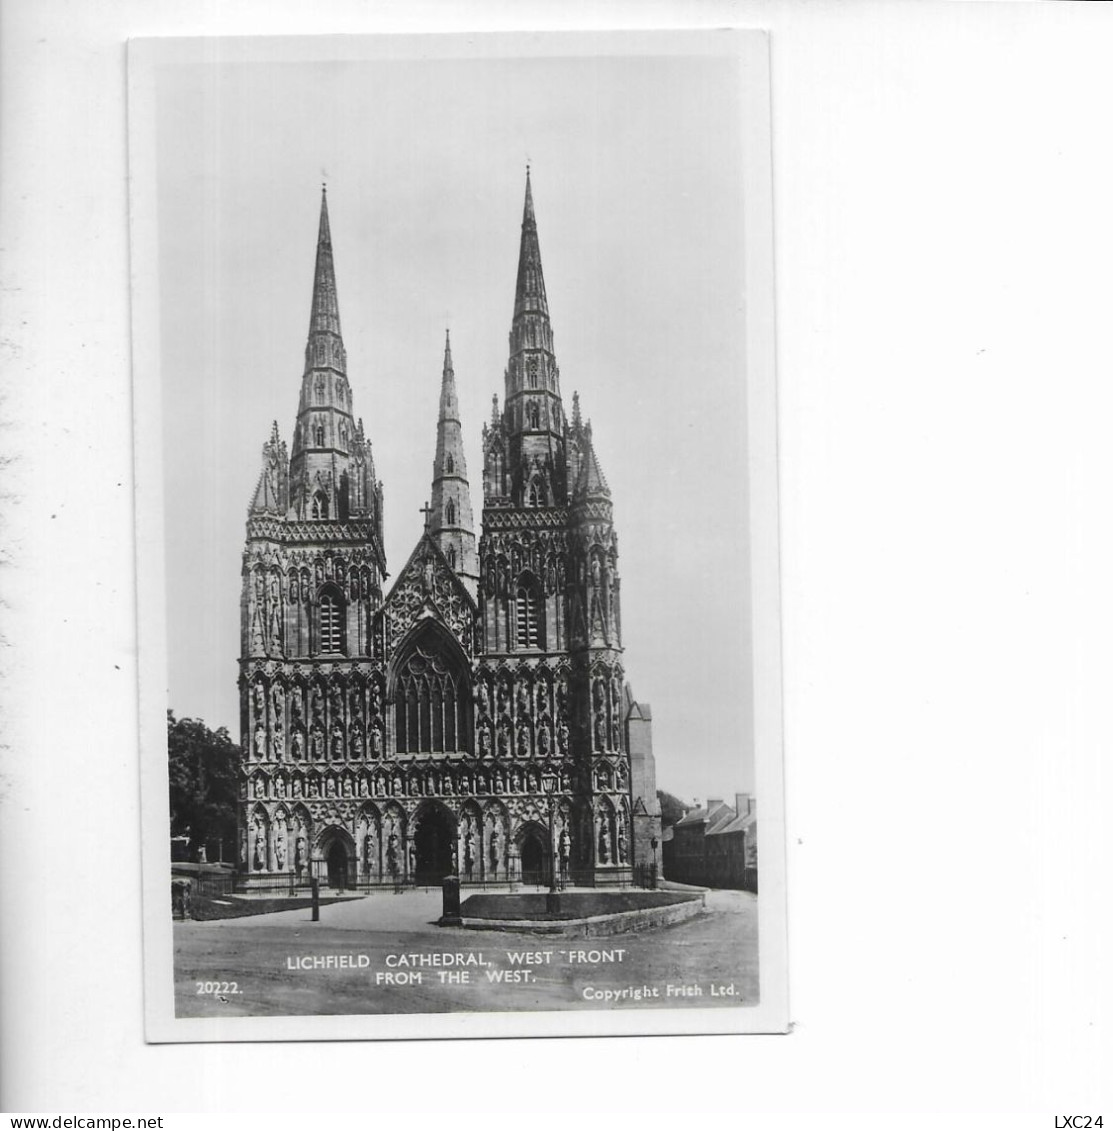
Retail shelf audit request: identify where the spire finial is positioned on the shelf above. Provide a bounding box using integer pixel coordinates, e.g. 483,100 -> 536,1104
442,328 -> 454,379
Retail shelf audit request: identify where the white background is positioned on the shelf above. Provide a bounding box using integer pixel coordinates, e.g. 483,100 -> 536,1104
1,0 -> 1111,1119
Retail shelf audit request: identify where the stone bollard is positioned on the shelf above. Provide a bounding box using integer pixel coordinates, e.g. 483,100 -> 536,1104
310,876 -> 320,922
439,875 -> 462,926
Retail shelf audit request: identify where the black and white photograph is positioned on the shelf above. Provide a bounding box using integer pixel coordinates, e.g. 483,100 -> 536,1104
128,30 -> 785,1041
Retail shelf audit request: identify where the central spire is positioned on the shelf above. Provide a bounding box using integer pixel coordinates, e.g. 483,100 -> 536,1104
428,329 -> 478,599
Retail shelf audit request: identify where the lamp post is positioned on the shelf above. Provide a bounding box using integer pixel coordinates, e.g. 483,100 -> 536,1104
651,836 -> 659,889
540,768 -> 561,915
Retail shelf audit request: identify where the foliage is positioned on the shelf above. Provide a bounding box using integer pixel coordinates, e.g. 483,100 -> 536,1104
657,789 -> 689,830
168,710 -> 240,856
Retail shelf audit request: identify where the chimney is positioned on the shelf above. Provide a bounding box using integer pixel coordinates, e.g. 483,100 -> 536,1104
735,792 -> 751,818
707,799 -> 723,816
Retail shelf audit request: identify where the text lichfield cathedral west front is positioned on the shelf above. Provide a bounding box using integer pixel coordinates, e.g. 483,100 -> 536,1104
237,172 -> 662,893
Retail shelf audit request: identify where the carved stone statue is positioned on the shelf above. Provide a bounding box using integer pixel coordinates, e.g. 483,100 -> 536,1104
497,722 -> 510,758
363,833 -> 375,869
342,777 -> 353,798
253,831 -> 266,870
538,723 -> 551,756
617,824 -> 627,864
291,729 -> 304,760
489,827 -> 501,873
371,726 -> 383,758
326,776 -> 336,798
254,724 -> 266,757
295,836 -> 307,872
595,715 -> 606,749
517,683 -> 529,716
477,682 -> 490,716
598,820 -> 610,865
557,723 -> 569,754
275,832 -> 286,870
479,727 -> 492,757
516,728 -> 529,758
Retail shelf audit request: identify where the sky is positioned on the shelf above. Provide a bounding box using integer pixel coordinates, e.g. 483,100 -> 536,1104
153,35 -> 760,804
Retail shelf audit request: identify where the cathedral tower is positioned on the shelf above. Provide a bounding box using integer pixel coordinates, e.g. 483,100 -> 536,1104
477,169 -> 652,883
238,189 -> 389,887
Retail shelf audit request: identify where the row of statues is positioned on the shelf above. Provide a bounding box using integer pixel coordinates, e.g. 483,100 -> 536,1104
249,761 -> 577,800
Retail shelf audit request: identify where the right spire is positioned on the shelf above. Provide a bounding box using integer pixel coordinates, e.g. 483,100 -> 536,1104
490,168 -> 568,509
513,166 -> 550,326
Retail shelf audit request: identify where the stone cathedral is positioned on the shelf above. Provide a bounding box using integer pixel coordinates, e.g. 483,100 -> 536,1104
238,174 -> 661,890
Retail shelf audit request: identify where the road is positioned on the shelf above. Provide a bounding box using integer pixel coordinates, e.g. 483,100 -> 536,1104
174,888 -> 758,1018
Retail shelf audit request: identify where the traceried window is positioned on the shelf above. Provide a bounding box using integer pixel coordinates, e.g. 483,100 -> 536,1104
311,491 -> 329,520
318,589 -> 344,654
515,579 -> 543,649
446,499 -> 456,525
526,477 -> 545,508
445,455 -> 454,474
394,644 -> 471,754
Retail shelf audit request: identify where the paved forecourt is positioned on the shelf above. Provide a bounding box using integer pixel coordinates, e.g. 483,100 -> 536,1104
175,888 -> 758,1017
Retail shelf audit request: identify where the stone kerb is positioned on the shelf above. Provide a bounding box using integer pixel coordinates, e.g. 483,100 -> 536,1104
459,892 -> 704,938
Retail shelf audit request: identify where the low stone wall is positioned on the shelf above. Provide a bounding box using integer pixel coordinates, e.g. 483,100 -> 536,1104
460,892 -> 705,937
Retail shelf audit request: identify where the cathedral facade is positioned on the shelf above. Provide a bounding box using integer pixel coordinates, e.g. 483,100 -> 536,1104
237,174 -> 660,890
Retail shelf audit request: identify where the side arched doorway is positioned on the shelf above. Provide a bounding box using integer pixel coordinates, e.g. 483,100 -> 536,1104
413,803 -> 456,885
518,824 -> 550,887
318,826 -> 355,889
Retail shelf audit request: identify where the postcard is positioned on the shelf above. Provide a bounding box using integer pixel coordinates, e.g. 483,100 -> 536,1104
129,28 -> 786,1041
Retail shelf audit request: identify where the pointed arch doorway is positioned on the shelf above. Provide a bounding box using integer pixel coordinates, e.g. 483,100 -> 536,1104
518,824 -> 550,886
413,803 -> 456,885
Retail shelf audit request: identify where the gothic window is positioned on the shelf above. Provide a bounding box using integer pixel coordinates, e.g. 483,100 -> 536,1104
318,588 -> 344,654
315,376 -> 325,403
527,400 -> 541,429
527,476 -> 545,508
393,642 -> 471,755
515,576 -> 544,649
446,454 -> 454,474
447,547 -> 457,569
311,491 -> 329,520
446,499 -> 456,525
314,423 -> 325,446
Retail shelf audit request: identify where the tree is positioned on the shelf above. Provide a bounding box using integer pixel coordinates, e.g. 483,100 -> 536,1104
168,710 -> 240,858
657,789 -> 689,830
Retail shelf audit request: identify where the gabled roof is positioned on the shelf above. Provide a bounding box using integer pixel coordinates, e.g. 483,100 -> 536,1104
709,810 -> 757,837
675,801 -> 734,829
382,532 -> 478,642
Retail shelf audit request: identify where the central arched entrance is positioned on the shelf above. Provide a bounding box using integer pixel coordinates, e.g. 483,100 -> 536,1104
519,825 -> 549,886
413,803 -> 456,885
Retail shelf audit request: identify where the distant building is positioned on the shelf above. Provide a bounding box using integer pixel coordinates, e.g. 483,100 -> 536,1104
663,793 -> 756,892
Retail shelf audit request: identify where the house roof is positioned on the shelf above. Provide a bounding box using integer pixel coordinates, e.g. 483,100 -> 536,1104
675,801 -> 734,829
